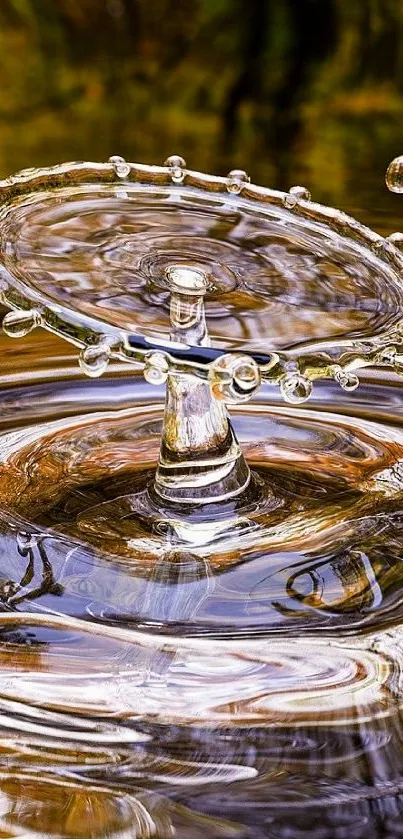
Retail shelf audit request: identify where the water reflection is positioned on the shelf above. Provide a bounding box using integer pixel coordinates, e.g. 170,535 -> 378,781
0,375 -> 399,834
0,0 -> 401,831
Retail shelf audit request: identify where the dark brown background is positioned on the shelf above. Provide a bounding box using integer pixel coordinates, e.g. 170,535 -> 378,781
0,0 -> 402,223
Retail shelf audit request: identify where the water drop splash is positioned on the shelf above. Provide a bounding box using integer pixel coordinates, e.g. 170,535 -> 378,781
0,157 -> 402,409
0,156 -> 402,836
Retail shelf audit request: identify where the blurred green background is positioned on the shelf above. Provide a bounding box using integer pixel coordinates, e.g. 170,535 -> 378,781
0,0 -> 402,223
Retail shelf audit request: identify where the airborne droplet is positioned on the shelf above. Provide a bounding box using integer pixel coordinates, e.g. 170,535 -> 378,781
386,156 -> 403,194
226,169 -> 250,195
164,154 -> 186,185
108,155 -> 131,179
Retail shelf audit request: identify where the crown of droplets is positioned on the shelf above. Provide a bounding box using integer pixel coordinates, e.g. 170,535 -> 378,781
0,153 -> 402,406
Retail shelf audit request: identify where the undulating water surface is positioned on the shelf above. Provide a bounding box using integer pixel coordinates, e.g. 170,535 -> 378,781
0,173 -> 401,838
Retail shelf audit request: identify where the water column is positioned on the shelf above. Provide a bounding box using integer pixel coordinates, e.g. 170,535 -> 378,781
153,265 -> 253,505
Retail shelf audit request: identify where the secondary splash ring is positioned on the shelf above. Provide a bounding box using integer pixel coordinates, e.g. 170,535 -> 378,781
0,155 -> 402,405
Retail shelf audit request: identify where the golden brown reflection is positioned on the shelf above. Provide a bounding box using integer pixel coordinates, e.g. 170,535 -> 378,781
0,0 -> 401,834
0,349 -> 401,837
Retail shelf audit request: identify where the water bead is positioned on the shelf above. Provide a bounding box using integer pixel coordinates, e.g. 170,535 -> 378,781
79,341 -> 111,378
334,368 -> 360,392
209,354 -> 261,404
280,373 -> 312,404
144,351 -> 169,385
290,185 -> 311,201
2,308 -> 41,338
284,185 -> 311,208
108,155 -> 131,179
232,356 -> 261,394
226,170 -> 250,195
164,155 -> 186,184
386,232 -> 403,251
386,156 -> 403,194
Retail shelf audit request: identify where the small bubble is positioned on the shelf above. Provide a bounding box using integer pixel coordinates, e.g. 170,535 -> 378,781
226,169 -> 250,195
164,155 -> 186,184
280,373 -> 312,404
109,155 -> 131,179
79,341 -> 111,378
386,156 -> 403,194
334,368 -> 359,392
144,351 -> 169,385
3,308 -> 41,338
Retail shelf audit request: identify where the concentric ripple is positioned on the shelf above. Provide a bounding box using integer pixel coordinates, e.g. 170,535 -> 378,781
1,379 -> 403,635
0,170 -> 403,835
0,373 -> 400,833
1,185 -> 402,350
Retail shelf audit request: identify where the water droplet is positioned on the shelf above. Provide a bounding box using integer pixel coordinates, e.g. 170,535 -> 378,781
144,351 -> 169,385
386,156 -> 403,193
79,341 -> 111,378
284,186 -> 311,208
290,185 -> 311,201
108,155 -> 131,179
209,354 -> 261,403
164,155 -> 186,184
2,308 -> 41,338
386,232 -> 403,251
233,357 -> 261,393
280,373 -> 312,404
334,368 -> 360,392
226,170 -> 250,195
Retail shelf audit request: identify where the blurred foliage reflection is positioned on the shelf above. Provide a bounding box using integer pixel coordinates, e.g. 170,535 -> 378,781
0,0 -> 402,216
